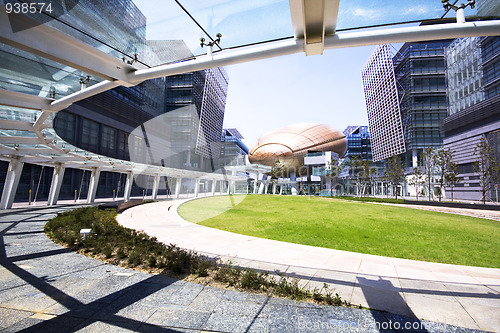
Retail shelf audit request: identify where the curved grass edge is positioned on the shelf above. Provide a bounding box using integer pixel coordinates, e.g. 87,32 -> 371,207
179,195 -> 500,268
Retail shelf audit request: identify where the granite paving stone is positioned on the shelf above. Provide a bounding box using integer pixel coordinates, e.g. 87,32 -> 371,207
0,205 -> 495,333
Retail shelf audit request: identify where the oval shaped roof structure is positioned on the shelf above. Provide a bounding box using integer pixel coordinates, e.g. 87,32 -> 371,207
248,123 -> 346,169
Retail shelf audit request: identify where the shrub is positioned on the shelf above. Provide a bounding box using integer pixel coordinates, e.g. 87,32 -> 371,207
240,270 -> 271,290
214,262 -> 241,286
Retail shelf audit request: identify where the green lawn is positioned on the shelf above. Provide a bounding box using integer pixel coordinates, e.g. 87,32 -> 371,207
178,195 -> 500,268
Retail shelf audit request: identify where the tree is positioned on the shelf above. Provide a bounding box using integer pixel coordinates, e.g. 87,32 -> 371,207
269,160 -> 285,194
422,147 -> 435,201
326,154 -> 341,197
444,163 -> 459,202
383,155 -> 405,200
474,137 -> 500,204
434,149 -> 458,202
408,166 -> 425,201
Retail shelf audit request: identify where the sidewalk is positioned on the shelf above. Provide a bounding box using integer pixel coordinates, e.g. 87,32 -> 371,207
1,205 -> 488,332
118,199 -> 500,332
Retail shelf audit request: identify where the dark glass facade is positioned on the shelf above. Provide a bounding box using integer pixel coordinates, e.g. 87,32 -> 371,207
393,40 -> 451,166
342,126 -> 372,161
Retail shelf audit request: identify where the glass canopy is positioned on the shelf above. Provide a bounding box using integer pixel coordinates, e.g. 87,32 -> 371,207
0,0 -> 499,182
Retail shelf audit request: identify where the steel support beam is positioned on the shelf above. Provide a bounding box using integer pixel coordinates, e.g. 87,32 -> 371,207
0,157 -> 24,210
211,179 -> 216,196
123,171 -> 133,202
87,168 -> 101,203
152,174 -> 160,200
129,20 -> 500,85
0,4 -> 136,83
175,176 -> 182,199
0,89 -> 53,110
47,163 -> 65,206
194,178 -> 200,198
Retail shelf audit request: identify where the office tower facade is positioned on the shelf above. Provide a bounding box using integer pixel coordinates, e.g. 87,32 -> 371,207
443,36 -> 500,201
363,39 -> 451,167
361,44 -> 405,163
219,128 -> 249,168
164,66 -> 229,172
1,1 -> 229,202
342,126 -> 373,161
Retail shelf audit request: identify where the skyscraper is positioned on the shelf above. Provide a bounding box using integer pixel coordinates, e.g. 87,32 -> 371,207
443,36 -> 500,201
362,37 -> 451,167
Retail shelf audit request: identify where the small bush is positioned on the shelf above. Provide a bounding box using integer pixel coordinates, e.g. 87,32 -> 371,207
214,262 -> 241,286
45,207 -> 354,309
274,277 -> 310,301
240,270 -> 271,290
103,244 -> 113,259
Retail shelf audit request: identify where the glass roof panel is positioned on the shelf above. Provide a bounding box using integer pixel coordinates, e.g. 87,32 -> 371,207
173,0 -> 293,50
0,105 -> 40,122
6,0 -> 498,70
0,44 -> 101,98
336,0 -> 483,31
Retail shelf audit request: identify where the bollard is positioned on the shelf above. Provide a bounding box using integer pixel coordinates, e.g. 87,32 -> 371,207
74,190 -> 77,203
29,189 -> 32,205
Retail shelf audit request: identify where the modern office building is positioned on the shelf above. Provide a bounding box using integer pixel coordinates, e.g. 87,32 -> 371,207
363,37 -> 452,167
1,0 -> 499,209
361,44 -> 406,163
219,128 -> 249,168
342,126 -> 373,161
0,1 -> 230,203
443,36 -> 500,201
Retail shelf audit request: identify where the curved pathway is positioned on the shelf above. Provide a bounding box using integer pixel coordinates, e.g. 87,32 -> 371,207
118,199 -> 500,332
2,204 -> 490,332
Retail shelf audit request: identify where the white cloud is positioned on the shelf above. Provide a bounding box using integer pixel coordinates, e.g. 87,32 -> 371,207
353,8 -> 381,18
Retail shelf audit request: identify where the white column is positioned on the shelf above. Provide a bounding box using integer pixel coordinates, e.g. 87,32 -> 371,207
272,182 -> 277,194
264,182 -> 269,194
412,149 -> 418,168
253,179 -> 258,194
211,179 -> 216,196
152,174 -> 160,200
194,178 -> 200,197
175,176 -> 182,198
87,168 -> 101,203
280,184 -> 283,195
123,171 -> 133,202
47,163 -> 65,206
0,157 -> 24,210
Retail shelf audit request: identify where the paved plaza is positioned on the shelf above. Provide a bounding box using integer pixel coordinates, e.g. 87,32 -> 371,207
0,202 -> 497,332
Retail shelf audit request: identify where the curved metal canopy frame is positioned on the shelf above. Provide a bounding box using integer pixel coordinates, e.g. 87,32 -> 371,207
0,0 -> 499,209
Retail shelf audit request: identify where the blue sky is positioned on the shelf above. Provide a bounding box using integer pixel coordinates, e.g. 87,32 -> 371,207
132,0 -> 472,148
223,46 -> 376,147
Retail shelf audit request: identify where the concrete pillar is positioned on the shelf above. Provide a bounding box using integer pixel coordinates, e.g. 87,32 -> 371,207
253,179 -> 258,194
194,178 -> 200,197
87,168 -> 101,203
47,163 -> 65,206
123,172 -> 133,202
152,174 -> 160,200
175,176 -> 182,198
280,184 -> 283,195
0,157 -> 24,210
264,182 -> 269,194
272,182 -> 277,195
211,179 -> 216,196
